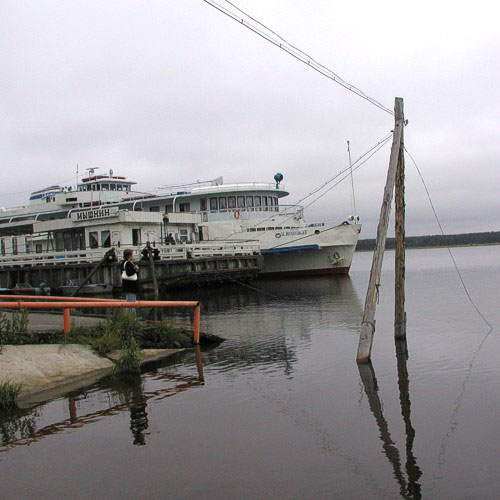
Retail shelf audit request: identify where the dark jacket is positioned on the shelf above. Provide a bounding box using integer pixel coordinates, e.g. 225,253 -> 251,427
121,260 -> 139,294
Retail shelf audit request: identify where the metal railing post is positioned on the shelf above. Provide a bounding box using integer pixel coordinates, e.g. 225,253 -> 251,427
63,308 -> 71,336
193,304 -> 201,344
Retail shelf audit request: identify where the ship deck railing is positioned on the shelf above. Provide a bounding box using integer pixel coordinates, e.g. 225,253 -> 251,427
0,241 -> 261,268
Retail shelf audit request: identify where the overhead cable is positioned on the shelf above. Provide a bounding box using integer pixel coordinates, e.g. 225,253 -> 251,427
202,0 -> 394,116
216,132 -> 392,243
405,146 -> 493,331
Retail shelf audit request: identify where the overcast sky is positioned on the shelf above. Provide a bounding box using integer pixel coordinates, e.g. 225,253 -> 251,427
2,0 -> 499,238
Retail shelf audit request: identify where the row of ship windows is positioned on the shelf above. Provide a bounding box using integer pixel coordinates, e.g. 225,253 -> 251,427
200,195 -> 278,211
78,184 -> 130,192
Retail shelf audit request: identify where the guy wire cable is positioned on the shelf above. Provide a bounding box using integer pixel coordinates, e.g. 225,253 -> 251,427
258,133 -> 393,249
224,132 -> 391,246
202,0 -> 394,116
217,131 -> 393,243
405,146 -> 493,330
405,146 -> 496,495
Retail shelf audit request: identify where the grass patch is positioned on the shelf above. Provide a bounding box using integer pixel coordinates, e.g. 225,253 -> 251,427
113,336 -> 142,376
1,308 -> 194,377
0,381 -> 22,411
69,310 -> 191,353
0,310 -> 30,350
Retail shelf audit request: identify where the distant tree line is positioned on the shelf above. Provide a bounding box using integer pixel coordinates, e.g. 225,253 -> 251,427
356,231 -> 500,251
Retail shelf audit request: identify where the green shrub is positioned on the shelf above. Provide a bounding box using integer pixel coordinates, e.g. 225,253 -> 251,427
0,381 -> 22,410
0,310 -> 31,348
113,335 -> 142,376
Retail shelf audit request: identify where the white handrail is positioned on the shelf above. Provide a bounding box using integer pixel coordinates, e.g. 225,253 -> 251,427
0,241 -> 261,267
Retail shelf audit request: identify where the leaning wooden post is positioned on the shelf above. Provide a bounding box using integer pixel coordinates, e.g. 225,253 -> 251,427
357,98 -> 404,363
71,247 -> 115,297
394,114 -> 406,338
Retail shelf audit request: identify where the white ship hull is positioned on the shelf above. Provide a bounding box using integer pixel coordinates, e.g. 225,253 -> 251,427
259,224 -> 359,276
206,218 -> 361,276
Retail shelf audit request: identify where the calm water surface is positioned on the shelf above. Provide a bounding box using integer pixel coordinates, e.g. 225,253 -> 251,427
1,246 -> 499,499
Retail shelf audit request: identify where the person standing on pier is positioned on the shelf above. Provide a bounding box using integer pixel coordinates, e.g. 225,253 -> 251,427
121,249 -> 139,302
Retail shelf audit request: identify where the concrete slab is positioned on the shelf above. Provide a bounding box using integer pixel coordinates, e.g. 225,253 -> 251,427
1,344 -> 188,406
0,344 -> 114,396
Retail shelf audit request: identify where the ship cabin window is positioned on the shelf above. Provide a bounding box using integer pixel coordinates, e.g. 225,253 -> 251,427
12,238 -> 18,255
218,197 -> 227,210
101,184 -> 109,190
254,196 -> 261,209
91,184 -> 96,191
64,233 -> 72,250
246,196 -> 254,208
210,197 -> 218,211
96,184 -> 101,191
263,196 -> 268,210
179,229 -> 188,243
149,206 -> 160,212
132,229 -> 141,246
117,184 -> 123,191
165,204 -> 173,213
228,196 -> 236,209
257,227 -> 265,231
179,203 -> 190,213
36,244 -> 42,254
89,232 -> 99,249
109,184 -> 115,190
1,239 -> 5,256
237,196 -> 245,208
101,230 -> 111,248
200,198 -> 207,211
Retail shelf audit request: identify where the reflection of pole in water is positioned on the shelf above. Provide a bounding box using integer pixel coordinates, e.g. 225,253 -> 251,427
68,397 -> 77,423
128,378 -> 149,446
358,362 -> 409,499
194,345 -> 205,382
395,339 -> 422,499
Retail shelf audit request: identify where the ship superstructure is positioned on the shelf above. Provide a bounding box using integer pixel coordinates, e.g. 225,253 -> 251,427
0,169 -> 360,276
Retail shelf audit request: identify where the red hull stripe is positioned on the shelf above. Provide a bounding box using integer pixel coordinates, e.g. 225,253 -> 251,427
259,266 -> 350,278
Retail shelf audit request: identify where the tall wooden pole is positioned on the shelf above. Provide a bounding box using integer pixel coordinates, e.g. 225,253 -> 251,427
394,122 -> 406,338
357,98 -> 404,363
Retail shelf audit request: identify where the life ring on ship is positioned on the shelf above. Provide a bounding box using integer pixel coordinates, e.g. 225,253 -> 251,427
233,209 -> 240,219
332,251 -> 341,260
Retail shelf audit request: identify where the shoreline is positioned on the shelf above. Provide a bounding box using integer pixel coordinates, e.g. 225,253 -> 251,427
355,242 -> 500,252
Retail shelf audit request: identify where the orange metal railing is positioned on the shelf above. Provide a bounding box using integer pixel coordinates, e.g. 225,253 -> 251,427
0,295 -> 201,344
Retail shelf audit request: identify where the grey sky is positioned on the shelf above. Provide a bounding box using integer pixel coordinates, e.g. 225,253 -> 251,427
2,0 -> 499,238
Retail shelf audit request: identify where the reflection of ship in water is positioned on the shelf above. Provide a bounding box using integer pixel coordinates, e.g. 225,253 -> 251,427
358,338 -> 422,500
161,276 -> 363,377
0,351 -> 204,450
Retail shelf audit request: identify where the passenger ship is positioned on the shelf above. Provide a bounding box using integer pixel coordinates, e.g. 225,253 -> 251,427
0,169 -> 361,276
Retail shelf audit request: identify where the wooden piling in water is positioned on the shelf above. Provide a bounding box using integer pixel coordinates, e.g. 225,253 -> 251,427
394,117 -> 406,338
357,97 -> 405,363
